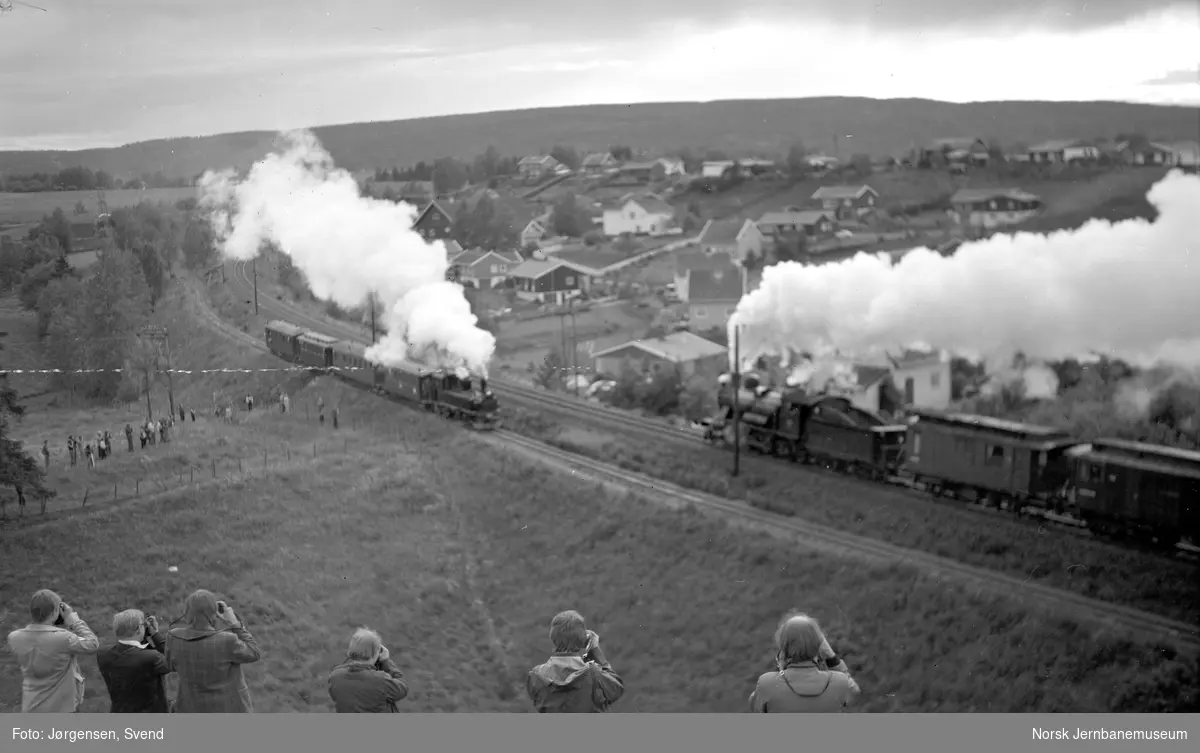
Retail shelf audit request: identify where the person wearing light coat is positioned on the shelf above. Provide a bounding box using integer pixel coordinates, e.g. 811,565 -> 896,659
6,589 -> 100,712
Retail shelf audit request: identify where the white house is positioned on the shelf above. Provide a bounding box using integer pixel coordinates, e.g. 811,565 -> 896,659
521,213 -> 553,248
850,350 -> 951,414
1027,140 -> 1100,164
701,161 -> 734,179
697,218 -> 765,268
602,195 -> 676,237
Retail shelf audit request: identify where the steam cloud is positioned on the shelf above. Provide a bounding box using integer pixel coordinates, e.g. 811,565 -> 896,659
730,171 -> 1200,384
199,130 -> 495,373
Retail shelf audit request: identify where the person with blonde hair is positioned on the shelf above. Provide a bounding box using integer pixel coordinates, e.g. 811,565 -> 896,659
749,611 -> 860,713
96,609 -> 170,713
6,589 -> 99,712
526,610 -> 625,713
165,589 -> 262,713
327,627 -> 409,713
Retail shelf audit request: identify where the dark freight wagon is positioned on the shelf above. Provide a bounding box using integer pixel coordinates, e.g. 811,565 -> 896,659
296,331 -> 340,369
1069,438 -> 1200,546
904,410 -> 1079,509
265,320 -> 307,363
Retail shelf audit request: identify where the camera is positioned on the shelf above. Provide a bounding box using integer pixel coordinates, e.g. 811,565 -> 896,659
53,603 -> 67,627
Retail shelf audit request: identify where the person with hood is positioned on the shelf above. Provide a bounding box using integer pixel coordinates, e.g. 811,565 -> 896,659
327,627 -> 409,713
748,611 -> 860,713
526,610 -> 624,713
166,589 -> 262,713
6,589 -> 100,712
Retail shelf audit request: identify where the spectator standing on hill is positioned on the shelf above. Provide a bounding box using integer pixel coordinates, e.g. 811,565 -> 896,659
139,426 -> 148,449
748,611 -> 860,713
125,424 -> 134,452
85,442 -> 95,468
96,610 -> 170,713
190,408 -> 196,422
166,590 -> 262,713
179,406 -> 186,423
6,590 -> 100,712
41,440 -> 50,469
67,435 -> 76,467
333,408 -> 339,429
327,627 -> 409,713
526,610 -> 624,713
94,431 -> 104,461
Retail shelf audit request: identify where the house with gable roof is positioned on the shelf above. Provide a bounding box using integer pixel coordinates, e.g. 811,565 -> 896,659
949,188 -> 1044,228
810,185 -> 879,220
602,194 -> 678,237
592,330 -> 728,381
1026,140 -> 1101,164
684,266 -> 745,330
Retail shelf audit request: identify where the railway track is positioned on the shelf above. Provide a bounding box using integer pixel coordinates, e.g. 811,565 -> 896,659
214,263 -> 1200,646
229,260 -> 1200,559
488,429 -> 1200,648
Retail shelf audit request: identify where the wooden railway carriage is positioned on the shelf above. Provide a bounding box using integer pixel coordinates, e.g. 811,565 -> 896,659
296,331 -> 340,369
265,320 -> 307,363
904,410 -> 1079,510
330,340 -> 380,390
1068,438 -> 1200,546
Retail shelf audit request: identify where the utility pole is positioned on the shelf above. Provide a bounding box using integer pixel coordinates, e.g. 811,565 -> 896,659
732,325 -> 741,478
252,258 -> 259,314
569,298 -> 579,397
369,292 -> 378,344
143,366 -> 154,423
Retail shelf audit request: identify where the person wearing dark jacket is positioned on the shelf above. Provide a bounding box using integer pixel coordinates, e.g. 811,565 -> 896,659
526,610 -> 624,713
327,627 -> 409,713
96,609 -> 170,713
166,590 -> 262,713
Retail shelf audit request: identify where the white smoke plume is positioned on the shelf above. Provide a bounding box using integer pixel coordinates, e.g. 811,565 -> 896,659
198,130 -> 495,373
729,171 -> 1200,378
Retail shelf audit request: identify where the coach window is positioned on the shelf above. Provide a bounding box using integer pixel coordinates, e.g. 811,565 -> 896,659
911,432 -> 921,455
985,444 -> 1006,466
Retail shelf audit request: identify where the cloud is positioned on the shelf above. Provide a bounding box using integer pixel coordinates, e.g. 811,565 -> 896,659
1142,68 -> 1199,85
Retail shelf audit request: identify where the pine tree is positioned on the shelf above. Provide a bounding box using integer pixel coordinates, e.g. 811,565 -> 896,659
0,378 -> 55,515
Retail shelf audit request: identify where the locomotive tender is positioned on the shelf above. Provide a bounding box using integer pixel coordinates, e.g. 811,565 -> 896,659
263,319 -> 500,429
706,371 -> 1200,550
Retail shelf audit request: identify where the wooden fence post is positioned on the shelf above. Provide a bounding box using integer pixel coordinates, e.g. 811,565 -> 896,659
82,488 -> 89,507
113,483 -> 117,500
313,441 -> 317,458
287,446 -> 291,461
136,479 -> 140,496
238,457 -> 243,473
212,459 -> 217,477
263,450 -> 267,470
190,467 -> 194,483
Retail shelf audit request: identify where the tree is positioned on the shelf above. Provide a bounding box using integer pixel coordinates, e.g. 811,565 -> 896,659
679,376 -> 717,421
77,249 -> 153,399
849,153 -> 874,178
43,303 -> 85,392
134,243 -> 167,305
182,218 -> 216,269
43,207 -> 73,254
549,145 -> 580,171
785,142 -> 809,177
74,200 -> 89,216
432,157 -> 469,195
35,275 -> 82,339
535,348 -> 566,389
610,145 -> 633,162
0,378 -> 55,514
550,194 -> 588,237
476,146 -> 501,178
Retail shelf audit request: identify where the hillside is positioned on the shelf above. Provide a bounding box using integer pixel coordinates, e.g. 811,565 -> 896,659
1,98 -> 1197,179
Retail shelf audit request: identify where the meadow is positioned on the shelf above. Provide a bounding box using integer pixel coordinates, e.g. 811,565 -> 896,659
2,378 -> 1196,713
0,187 -> 199,224
504,409 -> 1200,627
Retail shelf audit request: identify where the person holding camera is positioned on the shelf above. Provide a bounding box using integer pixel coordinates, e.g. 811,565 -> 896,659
327,627 -> 410,713
165,589 -> 262,713
748,611 -> 860,713
96,609 -> 171,713
526,610 -> 624,713
6,589 -> 100,712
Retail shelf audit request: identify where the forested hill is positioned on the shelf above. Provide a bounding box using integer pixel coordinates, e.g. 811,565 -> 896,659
2,97 -> 1197,179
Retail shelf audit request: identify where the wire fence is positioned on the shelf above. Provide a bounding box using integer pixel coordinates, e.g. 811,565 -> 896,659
1,403 -> 416,522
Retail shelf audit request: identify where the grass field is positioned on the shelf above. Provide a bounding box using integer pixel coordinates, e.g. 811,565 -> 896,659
2,376 -> 1196,713
0,188 -> 199,224
503,408 -> 1200,627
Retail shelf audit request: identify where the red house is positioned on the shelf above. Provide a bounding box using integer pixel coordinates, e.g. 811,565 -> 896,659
412,201 -> 456,241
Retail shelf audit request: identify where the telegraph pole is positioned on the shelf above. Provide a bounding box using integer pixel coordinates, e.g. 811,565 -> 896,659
369,292 -> 378,343
138,326 -> 174,421
732,325 -> 741,478
252,258 -> 259,314
569,298 -> 579,397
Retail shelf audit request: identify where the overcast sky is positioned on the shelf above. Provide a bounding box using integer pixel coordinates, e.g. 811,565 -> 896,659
0,0 -> 1197,150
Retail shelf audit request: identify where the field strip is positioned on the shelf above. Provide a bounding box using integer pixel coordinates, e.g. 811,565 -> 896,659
482,429 -> 1200,649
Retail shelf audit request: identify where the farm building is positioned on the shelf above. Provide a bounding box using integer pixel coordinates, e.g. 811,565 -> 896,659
507,259 -> 591,305
756,209 -> 838,240
412,201 -> 456,241
810,185 -> 879,220
920,138 -> 990,166
698,218 -> 764,267
602,195 -> 677,237
949,188 -> 1043,229
701,161 -> 734,179
1123,141 -> 1199,167
592,331 -> 728,380
518,155 -> 563,183
1026,140 -> 1101,164
581,152 -> 618,173
449,249 -> 522,289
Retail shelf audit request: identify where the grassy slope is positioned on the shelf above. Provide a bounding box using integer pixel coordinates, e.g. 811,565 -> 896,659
2,99 -> 1197,177
2,379 -> 1196,713
0,188 -> 199,225
505,410 -> 1200,627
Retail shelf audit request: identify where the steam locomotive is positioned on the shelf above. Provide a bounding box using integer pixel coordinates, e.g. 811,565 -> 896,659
704,372 -> 1200,550
263,320 -> 500,429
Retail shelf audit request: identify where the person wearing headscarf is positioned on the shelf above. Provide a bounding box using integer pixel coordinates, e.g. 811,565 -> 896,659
165,589 -> 262,713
